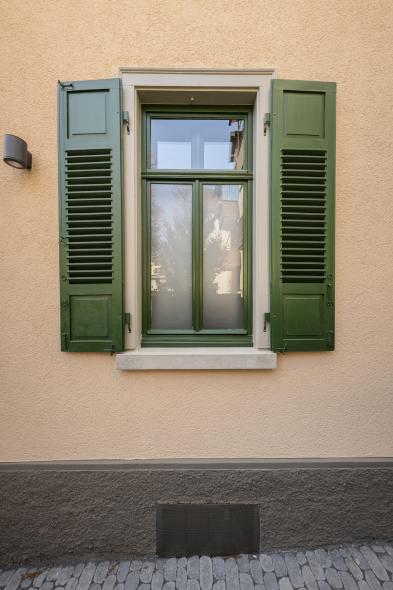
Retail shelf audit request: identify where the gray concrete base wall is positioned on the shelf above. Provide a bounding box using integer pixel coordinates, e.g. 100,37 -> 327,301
0,459 -> 392,565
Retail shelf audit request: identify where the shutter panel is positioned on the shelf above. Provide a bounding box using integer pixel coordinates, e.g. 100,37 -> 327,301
58,79 -> 123,352
270,80 -> 336,351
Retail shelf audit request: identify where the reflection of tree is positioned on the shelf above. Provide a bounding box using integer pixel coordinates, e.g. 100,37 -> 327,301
151,185 -> 192,297
204,200 -> 229,294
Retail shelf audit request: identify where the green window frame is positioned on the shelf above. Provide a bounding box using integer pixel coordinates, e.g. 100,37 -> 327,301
141,106 -> 253,347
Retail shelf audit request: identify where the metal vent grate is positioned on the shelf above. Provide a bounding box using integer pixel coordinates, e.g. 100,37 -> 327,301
65,149 -> 113,284
281,149 -> 327,283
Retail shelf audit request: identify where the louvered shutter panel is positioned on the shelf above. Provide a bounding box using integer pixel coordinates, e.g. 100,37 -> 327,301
270,80 -> 336,351
58,79 -> 123,352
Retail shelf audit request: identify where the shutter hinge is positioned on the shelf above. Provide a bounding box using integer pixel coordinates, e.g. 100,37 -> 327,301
124,312 -> 132,333
62,332 -> 68,350
58,80 -> 74,90
263,312 -> 271,332
122,111 -> 130,135
264,113 -> 271,136
327,330 -> 334,347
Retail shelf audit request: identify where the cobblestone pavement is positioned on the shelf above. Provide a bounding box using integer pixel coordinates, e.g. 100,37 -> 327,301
1,544 -> 393,590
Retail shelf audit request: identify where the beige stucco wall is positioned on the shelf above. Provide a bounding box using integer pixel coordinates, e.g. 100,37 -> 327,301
0,0 -> 392,462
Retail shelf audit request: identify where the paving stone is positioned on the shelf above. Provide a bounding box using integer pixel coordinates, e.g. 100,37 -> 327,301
365,571 -> 383,590
314,551 -> 331,570
0,572 -> 15,587
260,556 -> 274,573
284,555 -> 304,588
264,572 -> 279,590
333,558 -> 347,572
340,549 -> 352,559
383,585 -> 393,590
325,568 -> 343,589
177,560 -> 187,571
21,577 -> 32,589
237,558 -> 250,575
301,566 -> 318,590
140,563 -> 155,584
5,569 -> 27,590
186,582 -> 200,590
318,582 -> 331,590
372,547 -> 386,554
117,563 -> 131,584
90,584 -> 101,590
227,576 -> 240,590
115,584 -> 125,590
358,582 -> 372,590
296,556 -> 307,568
212,560 -> 225,582
76,563 -> 96,590
125,571 -> 140,590
94,562 -> 110,584
255,585 -> 266,590
339,572 -> 358,590
350,549 -> 369,570
65,579 -> 78,590
385,547 -> 393,558
250,561 -> 264,585
164,560 -> 178,583
279,578 -> 293,590
140,585 -> 152,590
360,548 -> 389,581
73,566 -> 84,580
225,560 -> 239,580
156,562 -> 166,572
47,569 -> 62,584
41,583 -> 54,590
103,575 -> 117,590
55,587 -> 65,590
272,555 -> 287,578
344,558 -> 363,581
130,562 -> 142,572
152,572 -> 164,590
240,574 -> 253,590
188,558 -> 200,581
212,583 -> 225,590
200,557 -> 213,590
305,553 -> 325,581
175,569 -> 186,590
57,567 -> 74,587
380,556 -> 393,574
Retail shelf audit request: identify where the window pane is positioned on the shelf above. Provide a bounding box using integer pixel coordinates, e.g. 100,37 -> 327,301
150,184 -> 193,329
202,184 -> 244,329
150,118 -> 245,170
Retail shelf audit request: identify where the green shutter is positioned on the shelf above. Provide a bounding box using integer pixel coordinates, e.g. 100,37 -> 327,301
270,80 -> 336,352
58,79 -> 123,352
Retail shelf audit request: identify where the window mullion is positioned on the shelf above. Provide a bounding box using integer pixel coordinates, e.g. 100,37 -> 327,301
193,179 -> 202,332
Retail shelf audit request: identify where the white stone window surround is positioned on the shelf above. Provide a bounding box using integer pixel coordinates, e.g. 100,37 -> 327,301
117,68 -> 277,370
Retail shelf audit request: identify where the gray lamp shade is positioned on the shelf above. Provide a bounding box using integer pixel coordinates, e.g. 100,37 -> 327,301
3,134 -> 32,169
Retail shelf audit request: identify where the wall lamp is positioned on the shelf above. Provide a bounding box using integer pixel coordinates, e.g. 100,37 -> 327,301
3,134 -> 32,169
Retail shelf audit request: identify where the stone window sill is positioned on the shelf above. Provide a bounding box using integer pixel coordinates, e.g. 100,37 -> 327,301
116,348 -> 277,370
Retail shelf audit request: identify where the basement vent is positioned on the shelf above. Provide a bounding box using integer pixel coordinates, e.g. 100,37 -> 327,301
157,504 -> 259,557
65,149 -> 113,284
281,149 -> 327,283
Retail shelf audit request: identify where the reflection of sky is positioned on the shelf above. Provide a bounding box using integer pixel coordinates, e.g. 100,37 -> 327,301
151,118 -> 244,169
151,183 -> 192,230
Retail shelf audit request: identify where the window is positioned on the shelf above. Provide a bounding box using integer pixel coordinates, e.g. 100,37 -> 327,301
141,108 -> 253,347
58,70 -> 335,363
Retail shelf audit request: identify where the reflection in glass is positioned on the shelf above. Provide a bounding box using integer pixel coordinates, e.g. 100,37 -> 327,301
203,185 -> 244,329
151,118 -> 245,170
150,184 -> 193,329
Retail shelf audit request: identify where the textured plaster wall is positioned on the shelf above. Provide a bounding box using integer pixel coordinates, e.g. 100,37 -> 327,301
0,0 -> 392,461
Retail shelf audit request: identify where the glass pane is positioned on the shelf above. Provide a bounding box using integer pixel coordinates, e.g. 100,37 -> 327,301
150,184 -> 193,329
150,118 -> 245,170
203,184 -> 244,329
